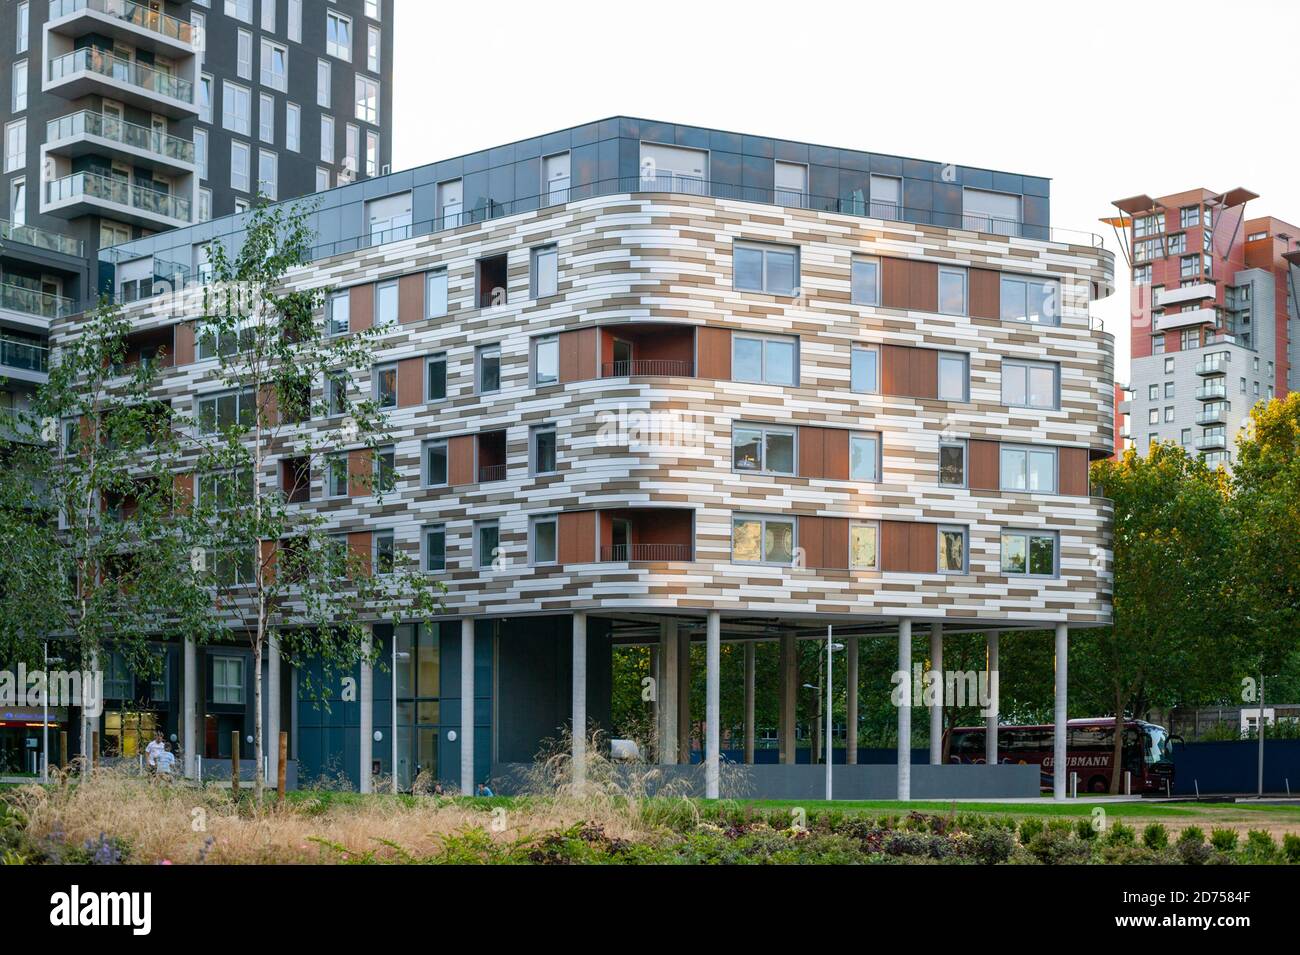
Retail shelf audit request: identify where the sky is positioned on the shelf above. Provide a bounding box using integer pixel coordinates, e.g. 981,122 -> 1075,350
392,0 -> 1300,383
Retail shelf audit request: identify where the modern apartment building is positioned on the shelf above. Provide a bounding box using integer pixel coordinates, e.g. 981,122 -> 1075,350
0,0 -> 392,436
1107,189 -> 1300,466
50,118 -> 1116,799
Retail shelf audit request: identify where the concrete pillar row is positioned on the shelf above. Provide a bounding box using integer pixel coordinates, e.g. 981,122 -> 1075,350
985,632 -> 999,767
676,626 -> 691,764
929,622 -> 944,765
359,630 -> 373,794
1053,623 -> 1068,802
183,636 -> 197,780
658,621 -> 678,765
460,618 -> 475,795
704,611 -> 720,799
743,641 -> 756,765
846,637 -> 859,765
897,619 -> 912,801
779,634 -> 797,765
572,612 -> 587,788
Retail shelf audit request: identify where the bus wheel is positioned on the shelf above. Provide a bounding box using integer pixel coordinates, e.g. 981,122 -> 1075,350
1089,776 -> 1108,794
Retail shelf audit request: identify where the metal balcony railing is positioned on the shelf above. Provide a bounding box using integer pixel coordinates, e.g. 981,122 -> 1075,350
600,543 -> 693,562
1195,381 -> 1228,401
1195,355 -> 1230,376
600,359 -> 695,378
48,47 -> 195,104
0,336 -> 50,372
0,216 -> 83,256
477,464 -> 507,483
48,109 -> 195,164
1195,433 -> 1227,451
49,0 -> 195,45
1196,403 -> 1230,426
46,171 -> 191,222
0,282 -> 77,320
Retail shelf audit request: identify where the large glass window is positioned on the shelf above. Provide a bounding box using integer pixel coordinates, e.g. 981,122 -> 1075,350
850,521 -> 878,569
374,363 -> 397,408
1000,529 -> 1057,577
425,354 -> 446,401
851,344 -> 878,394
938,352 -> 968,401
939,441 -> 966,487
423,524 -> 446,572
423,439 -> 447,486
375,280 -> 398,325
212,657 -> 245,704
732,515 -> 795,565
327,11 -> 352,60
938,526 -> 967,573
534,335 -> 559,386
1001,275 -> 1061,325
1000,446 -> 1057,493
1002,359 -> 1059,410
851,256 -> 880,305
531,515 -> 558,565
260,39 -> 288,91
850,433 -> 879,482
733,242 -> 799,296
427,269 -> 448,318
198,389 -> 255,433
230,140 -> 250,191
938,267 -> 967,315
475,521 -> 499,568
733,334 -> 797,386
328,290 -> 349,336
355,76 -> 380,124
531,424 -> 557,474
531,245 -> 558,298
477,344 -> 501,393
732,425 -> 795,475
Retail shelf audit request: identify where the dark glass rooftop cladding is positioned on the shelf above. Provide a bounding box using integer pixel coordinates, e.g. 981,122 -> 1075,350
96,116 -> 1066,297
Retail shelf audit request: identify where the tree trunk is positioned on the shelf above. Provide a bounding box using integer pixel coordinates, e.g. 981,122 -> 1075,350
253,632 -> 263,801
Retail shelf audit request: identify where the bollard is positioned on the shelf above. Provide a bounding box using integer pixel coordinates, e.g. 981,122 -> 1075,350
231,730 -> 240,795
1070,771 -> 1078,799
1124,770 -> 1131,796
277,731 -> 288,801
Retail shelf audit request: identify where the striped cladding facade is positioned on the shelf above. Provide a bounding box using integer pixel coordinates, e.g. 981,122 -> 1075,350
74,191 -> 1117,632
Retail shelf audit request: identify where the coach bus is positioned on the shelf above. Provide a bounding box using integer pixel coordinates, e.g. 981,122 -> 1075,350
946,718 -> 1177,794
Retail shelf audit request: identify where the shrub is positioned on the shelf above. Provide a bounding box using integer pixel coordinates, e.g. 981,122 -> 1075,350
1177,826 -> 1205,847
1210,827 -> 1239,853
1244,830 -> 1276,862
1283,833 -> 1300,864
1142,823 -> 1169,851
1076,818 -> 1099,841
1026,829 -> 1093,865
969,827 -> 1016,865
1018,817 -> 1045,845
1105,821 -> 1136,847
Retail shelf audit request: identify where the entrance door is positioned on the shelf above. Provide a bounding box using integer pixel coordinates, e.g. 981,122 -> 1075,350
611,518 -> 631,561
612,338 -> 633,376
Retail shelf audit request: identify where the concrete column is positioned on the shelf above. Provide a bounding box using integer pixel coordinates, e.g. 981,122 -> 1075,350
658,621 -> 678,765
985,632 -> 999,766
1053,623 -> 1068,801
676,627 -> 691,763
929,622 -> 944,765
705,611 -> 720,799
897,619 -> 912,801
267,632 -> 281,789
183,636 -> 197,779
743,641 -> 756,765
649,645 -> 660,741
460,618 -> 475,795
779,634 -> 797,764
359,630 -> 373,794
846,637 -> 859,765
572,612 -> 587,787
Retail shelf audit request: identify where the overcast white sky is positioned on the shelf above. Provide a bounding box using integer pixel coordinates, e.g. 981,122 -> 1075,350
393,0 -> 1300,382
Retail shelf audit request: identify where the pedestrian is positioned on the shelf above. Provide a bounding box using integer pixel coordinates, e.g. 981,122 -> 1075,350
476,782 -> 494,797
145,732 -> 166,775
156,743 -> 176,779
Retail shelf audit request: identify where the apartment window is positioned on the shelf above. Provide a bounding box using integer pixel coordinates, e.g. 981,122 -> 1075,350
531,425 -> 557,475
937,352 -> 969,401
869,174 -> 901,216
938,526 -> 967,573
259,93 -> 275,142
1151,334 -> 1165,355
317,59 -> 331,107
1164,381 -> 1174,399
375,280 -> 398,326
542,152 -> 570,204
732,515 -> 795,565
11,60 -> 25,112
355,76 -> 380,124
851,344 -> 879,394
938,267 -> 968,316
1180,254 -> 1200,280
1164,357 -> 1175,374
1002,359 -> 1059,410
732,425 -> 795,475
230,141 -> 251,192
1133,264 -> 1151,285
534,335 -> 559,386
850,256 -> 880,306
261,40 -> 288,92
198,389 -> 255,433
366,130 -> 379,177
315,167 -> 330,192
1001,275 -> 1060,325
193,129 -> 208,180
328,290 -> 350,336
199,74 -> 213,124
423,524 -> 446,572
9,178 -> 25,227
1167,233 -> 1187,256
212,657 -> 245,704
422,439 -> 448,487
373,447 -> 395,495
237,29 -> 253,80
226,0 -> 252,22
345,124 -> 360,175
1148,408 -> 1158,425
223,82 -> 251,135
365,0 -> 381,18
286,103 -> 300,152
1147,383 -> 1158,401
1180,428 -> 1191,447
288,0 -> 302,41
327,10 -> 353,60
367,25 -> 381,72
939,441 -> 966,487
15,2 -> 28,53
531,515 -> 558,565
733,333 -> 797,386
1134,214 -> 1163,238
425,354 -> 446,401
850,521 -> 879,570
734,242 -> 799,296
235,199 -> 250,213
438,179 -> 463,226
427,269 -> 448,318
477,344 -> 501,393
850,433 -> 880,482
1162,406 -> 1174,423
373,530 -> 395,574
531,245 -> 558,298
320,116 -> 335,163
1000,530 -> 1057,577
1000,446 -> 1057,493
326,373 -> 348,415
4,120 -> 25,173
374,363 -> 397,408
475,521 -> 499,569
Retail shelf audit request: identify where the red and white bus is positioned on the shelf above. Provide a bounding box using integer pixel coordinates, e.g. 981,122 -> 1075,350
946,718 -> 1177,794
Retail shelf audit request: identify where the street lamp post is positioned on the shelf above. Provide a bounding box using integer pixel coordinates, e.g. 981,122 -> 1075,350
805,629 -> 846,800
42,640 -> 49,783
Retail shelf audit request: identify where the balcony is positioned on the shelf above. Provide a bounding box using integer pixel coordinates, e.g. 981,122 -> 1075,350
475,430 -> 507,483
599,325 -> 697,379
1195,354 -> 1230,376
47,110 -> 195,174
0,335 -> 50,384
601,359 -> 694,377
598,509 -> 694,563
1197,403 -> 1230,426
1155,283 -> 1216,308
45,48 -> 196,117
0,217 -> 84,257
1195,380 -> 1228,402
1195,432 -> 1227,451
0,281 -> 77,325
599,543 -> 693,561
477,463 -> 507,483
44,171 -> 191,229
1155,306 -> 1216,332
47,0 -> 196,54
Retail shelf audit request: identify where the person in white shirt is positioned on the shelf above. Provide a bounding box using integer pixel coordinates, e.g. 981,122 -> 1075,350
145,733 -> 166,773
156,744 -> 176,778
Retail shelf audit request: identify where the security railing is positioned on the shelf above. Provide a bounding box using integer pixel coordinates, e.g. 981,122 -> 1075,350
48,109 -> 195,164
0,335 -> 50,372
1196,403 -> 1230,426
48,0 -> 195,45
0,216 -> 83,256
1195,381 -> 1228,401
600,359 -> 694,378
46,170 -> 191,222
48,47 -> 194,104
599,543 -> 693,562
1194,354 -> 1230,376
0,282 -> 77,320
477,464 -> 507,483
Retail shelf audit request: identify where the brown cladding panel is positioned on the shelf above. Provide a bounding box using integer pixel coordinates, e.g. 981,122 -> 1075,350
909,260 -> 938,313
970,269 -> 1001,319
911,348 -> 938,399
558,328 -> 598,383
909,523 -> 937,574
397,356 -> 424,407
448,435 -> 475,486
881,258 -> 909,309
798,516 -> 825,570
1058,447 -> 1089,497
798,426 -> 826,479
881,344 -> 909,397
347,532 -> 372,577
347,449 -> 370,496
559,511 -> 596,564
173,322 -> 195,365
696,327 -> 732,380
968,440 -> 1000,491
822,517 -> 849,570
823,428 -> 850,480
881,520 -> 911,572
398,273 -> 425,325
349,283 -> 374,332
172,473 -> 194,513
